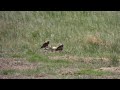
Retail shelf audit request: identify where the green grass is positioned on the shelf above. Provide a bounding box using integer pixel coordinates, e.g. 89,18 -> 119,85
0,11 -> 120,78
0,70 -> 17,75
110,53 -> 119,67
0,11 -> 120,58
27,53 -> 50,62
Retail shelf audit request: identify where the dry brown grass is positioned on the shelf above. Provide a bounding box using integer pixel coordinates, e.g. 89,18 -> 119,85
85,34 -> 105,46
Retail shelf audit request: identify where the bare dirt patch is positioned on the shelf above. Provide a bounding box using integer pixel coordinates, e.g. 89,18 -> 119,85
49,55 -> 110,63
57,68 -> 80,75
0,58 -> 38,70
79,57 -> 110,64
99,66 -> 120,74
0,74 -> 57,79
76,75 -> 120,79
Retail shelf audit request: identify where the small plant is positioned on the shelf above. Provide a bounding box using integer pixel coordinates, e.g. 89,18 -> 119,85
31,30 -> 40,39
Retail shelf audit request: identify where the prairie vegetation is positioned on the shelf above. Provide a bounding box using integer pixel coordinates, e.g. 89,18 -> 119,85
0,11 -> 120,79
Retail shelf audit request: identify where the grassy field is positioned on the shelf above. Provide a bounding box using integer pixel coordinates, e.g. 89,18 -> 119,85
0,11 -> 120,79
